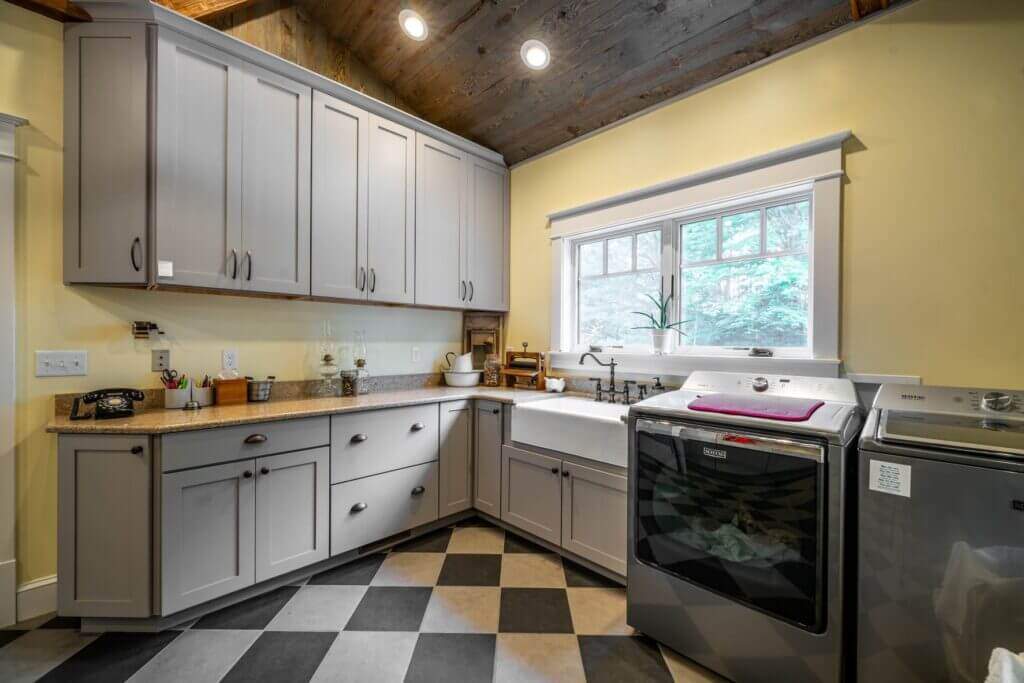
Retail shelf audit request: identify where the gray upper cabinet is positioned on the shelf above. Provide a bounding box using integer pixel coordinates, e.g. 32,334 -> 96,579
154,31 -> 243,290
415,134 -> 467,308
466,156 -> 510,311
311,91 -> 369,300
240,64 -> 312,296
367,115 -> 415,304
439,400 -> 473,516
64,23 -> 149,284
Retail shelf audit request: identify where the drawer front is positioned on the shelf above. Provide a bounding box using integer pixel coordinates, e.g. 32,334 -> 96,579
331,404 -> 439,483
161,417 -> 330,472
330,461 -> 439,556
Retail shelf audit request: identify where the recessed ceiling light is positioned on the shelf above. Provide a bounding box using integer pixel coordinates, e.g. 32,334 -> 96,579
399,9 -> 428,41
521,39 -> 551,70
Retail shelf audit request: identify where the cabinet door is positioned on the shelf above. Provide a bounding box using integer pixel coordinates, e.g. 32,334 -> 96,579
255,447 -> 329,582
474,401 -> 502,517
161,459 -> 256,615
240,64 -> 311,295
64,22 -> 149,284
439,400 -> 473,516
502,446 -> 562,545
561,461 -> 627,575
415,134 -> 466,308
58,435 -> 152,617
465,155 -> 509,311
155,31 -> 243,290
311,91 -> 369,300
366,115 -> 415,304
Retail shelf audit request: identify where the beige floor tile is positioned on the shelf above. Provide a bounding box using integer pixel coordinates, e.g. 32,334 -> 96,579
659,643 -> 729,683
494,634 -> 586,683
420,587 -> 500,633
311,632 -> 418,683
565,587 -> 634,635
500,553 -> 566,588
446,526 -> 505,554
370,553 -> 444,587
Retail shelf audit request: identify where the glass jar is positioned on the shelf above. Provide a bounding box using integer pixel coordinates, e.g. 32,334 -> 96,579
483,354 -> 502,387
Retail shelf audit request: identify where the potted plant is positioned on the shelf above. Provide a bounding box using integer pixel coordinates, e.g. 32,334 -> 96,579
632,292 -> 689,355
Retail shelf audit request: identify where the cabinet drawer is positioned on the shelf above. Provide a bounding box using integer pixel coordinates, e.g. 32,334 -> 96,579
161,417 -> 330,472
331,404 -> 439,483
331,461 -> 439,556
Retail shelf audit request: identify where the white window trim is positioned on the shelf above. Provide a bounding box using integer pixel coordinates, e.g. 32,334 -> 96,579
549,131 -> 847,378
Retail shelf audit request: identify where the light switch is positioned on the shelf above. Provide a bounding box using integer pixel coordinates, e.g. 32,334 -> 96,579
36,350 -> 88,377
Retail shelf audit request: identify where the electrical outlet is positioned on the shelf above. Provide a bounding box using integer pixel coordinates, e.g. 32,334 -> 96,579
36,350 -> 88,377
222,349 -> 239,371
411,346 -> 421,363
152,349 -> 170,372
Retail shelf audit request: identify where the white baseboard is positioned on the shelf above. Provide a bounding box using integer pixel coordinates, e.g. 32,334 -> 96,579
17,574 -> 57,622
0,558 -> 15,627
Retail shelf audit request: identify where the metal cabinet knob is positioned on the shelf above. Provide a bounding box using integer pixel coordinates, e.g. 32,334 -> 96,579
410,486 -> 426,496
550,467 -> 559,474
351,433 -> 369,443
131,446 -> 144,455
244,434 -> 268,444
260,467 -> 270,475
562,470 -> 569,478
242,470 -> 253,479
410,422 -> 425,432
491,408 -> 500,415
350,502 -> 367,513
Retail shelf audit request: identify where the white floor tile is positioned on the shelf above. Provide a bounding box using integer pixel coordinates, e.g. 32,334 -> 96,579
265,586 -> 367,631
0,628 -> 98,683
310,631 -> 418,683
127,630 -> 259,683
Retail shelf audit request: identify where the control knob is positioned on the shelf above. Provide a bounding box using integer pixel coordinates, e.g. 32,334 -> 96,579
981,391 -> 1013,412
751,377 -> 769,393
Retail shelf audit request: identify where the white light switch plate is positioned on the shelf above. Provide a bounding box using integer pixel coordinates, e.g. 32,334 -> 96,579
36,350 -> 88,377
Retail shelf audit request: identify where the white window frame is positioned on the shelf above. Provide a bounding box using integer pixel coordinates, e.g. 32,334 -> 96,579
548,132 -> 845,377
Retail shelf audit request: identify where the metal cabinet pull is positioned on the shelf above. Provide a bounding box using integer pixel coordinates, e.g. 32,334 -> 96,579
410,486 -> 426,496
131,446 -> 144,455
468,280 -> 474,301
351,433 -> 369,443
244,434 -> 268,444
550,467 -> 559,474
460,281 -> 466,301
350,502 -> 367,513
130,237 -> 141,272
242,470 -> 253,479
230,249 -> 238,279
369,268 -> 376,293
260,466 -> 270,475
410,422 -> 425,432
246,250 -> 253,281
359,266 -> 367,291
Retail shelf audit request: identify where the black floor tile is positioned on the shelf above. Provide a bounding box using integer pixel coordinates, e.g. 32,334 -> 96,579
39,616 -> 81,630
504,532 -> 549,554
405,633 -> 496,683
221,631 -> 336,683
455,515 -> 495,528
437,554 -> 502,586
0,630 -> 26,648
344,587 -> 432,631
308,553 -> 386,585
578,635 -> 673,683
498,588 -> 574,633
192,585 -> 299,630
38,631 -> 180,683
563,558 -> 621,588
392,527 -> 452,553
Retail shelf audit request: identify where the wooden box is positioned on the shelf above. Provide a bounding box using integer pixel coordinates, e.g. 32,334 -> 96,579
214,378 -> 247,405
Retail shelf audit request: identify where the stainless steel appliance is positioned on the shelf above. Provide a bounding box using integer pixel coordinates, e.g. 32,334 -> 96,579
857,384 -> 1024,683
627,371 -> 862,683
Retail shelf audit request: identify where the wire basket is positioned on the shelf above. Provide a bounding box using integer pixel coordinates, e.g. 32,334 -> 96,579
246,376 -> 275,402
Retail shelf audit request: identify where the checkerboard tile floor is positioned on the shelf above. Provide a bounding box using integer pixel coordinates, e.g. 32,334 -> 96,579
0,517 -> 724,683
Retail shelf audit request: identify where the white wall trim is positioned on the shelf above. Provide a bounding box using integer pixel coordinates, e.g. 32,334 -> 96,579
845,373 -> 922,386
551,351 -> 841,380
16,575 -> 58,622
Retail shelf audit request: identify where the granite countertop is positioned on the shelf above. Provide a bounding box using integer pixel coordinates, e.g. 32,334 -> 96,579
47,386 -> 559,435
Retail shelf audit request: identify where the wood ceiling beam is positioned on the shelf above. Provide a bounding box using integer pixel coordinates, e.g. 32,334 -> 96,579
158,0 -> 261,21
6,0 -> 90,22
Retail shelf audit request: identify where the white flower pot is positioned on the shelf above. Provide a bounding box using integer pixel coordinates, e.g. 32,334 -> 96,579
651,329 -> 674,355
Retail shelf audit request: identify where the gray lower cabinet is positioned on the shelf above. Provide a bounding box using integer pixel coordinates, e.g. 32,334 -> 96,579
561,461 -> 628,575
474,401 -> 502,516
161,459 -> 257,616
330,461 -> 439,556
58,435 -> 152,617
330,404 -> 439,483
439,400 -> 473,515
501,445 -> 562,545
255,447 -> 330,582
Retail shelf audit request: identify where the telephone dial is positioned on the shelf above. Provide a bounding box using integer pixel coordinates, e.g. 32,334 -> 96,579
70,388 -> 146,421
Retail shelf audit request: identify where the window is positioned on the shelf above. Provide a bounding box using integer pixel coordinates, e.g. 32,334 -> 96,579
679,197 -> 811,352
575,227 -> 663,348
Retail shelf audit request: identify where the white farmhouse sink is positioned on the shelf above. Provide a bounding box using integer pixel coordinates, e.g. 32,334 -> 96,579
511,396 -> 629,468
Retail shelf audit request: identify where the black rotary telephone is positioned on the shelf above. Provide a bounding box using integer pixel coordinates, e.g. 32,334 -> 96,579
70,388 -> 146,421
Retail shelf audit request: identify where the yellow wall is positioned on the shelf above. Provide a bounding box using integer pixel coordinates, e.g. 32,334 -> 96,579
509,0 -> 1024,388
1,1 -> 460,584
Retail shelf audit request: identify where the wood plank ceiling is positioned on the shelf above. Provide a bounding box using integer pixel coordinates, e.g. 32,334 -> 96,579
293,0 -> 898,164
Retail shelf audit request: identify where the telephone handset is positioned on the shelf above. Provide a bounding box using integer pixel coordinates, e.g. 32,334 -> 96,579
70,388 -> 146,421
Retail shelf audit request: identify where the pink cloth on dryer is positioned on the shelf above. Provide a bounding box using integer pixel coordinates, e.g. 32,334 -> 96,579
687,394 -> 825,422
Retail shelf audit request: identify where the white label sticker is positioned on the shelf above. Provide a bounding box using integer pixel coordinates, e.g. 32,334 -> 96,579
869,460 -> 911,498
158,260 -> 174,278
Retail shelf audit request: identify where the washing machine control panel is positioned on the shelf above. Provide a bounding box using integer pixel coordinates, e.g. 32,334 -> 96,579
875,384 -> 1024,417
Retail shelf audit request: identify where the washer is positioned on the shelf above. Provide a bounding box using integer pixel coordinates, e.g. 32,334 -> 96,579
627,371 -> 862,683
857,383 -> 1024,683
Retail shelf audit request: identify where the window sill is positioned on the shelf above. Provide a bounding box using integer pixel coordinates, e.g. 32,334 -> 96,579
548,351 -> 841,380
